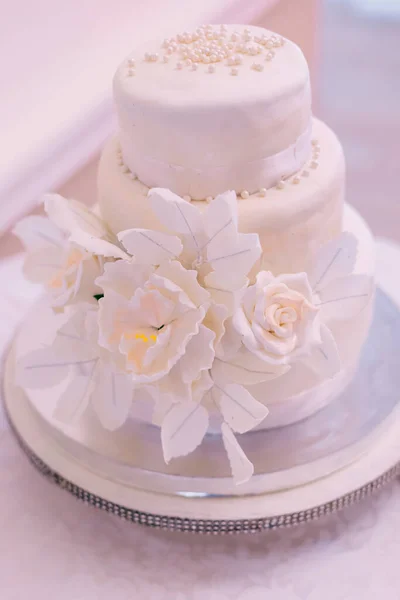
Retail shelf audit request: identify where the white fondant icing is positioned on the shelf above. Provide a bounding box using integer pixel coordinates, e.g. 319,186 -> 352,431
98,118 -> 344,275
113,25 -> 311,199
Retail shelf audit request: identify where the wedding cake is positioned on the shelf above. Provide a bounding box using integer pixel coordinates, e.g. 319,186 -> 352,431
13,24 -> 374,487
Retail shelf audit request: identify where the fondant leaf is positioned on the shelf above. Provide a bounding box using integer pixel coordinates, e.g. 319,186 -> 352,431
91,364 -> 133,430
53,360 -> 98,424
221,423 -> 254,485
118,228 -> 183,264
161,400 -> 209,463
214,383 -> 269,433
310,232 -> 358,292
17,347 -> 71,389
316,274 -> 373,321
69,229 -> 129,260
44,194 -> 108,238
207,231 -> 261,287
13,215 -> 64,251
203,191 -> 238,249
148,188 -> 203,248
303,323 -> 341,378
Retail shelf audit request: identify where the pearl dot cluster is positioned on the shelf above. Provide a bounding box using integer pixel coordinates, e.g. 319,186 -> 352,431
125,25 -> 285,77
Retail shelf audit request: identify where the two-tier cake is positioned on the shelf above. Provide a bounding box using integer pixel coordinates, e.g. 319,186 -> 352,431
13,25 -> 375,490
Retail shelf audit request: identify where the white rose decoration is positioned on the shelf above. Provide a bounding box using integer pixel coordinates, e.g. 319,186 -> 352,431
96,259 -> 215,388
232,271 -> 320,366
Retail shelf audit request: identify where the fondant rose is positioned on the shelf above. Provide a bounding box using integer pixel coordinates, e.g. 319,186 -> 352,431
232,271 -> 320,366
96,260 -> 215,388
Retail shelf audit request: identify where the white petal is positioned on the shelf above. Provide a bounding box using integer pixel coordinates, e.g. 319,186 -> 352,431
212,350 -> 290,386
23,248 -> 64,284
276,272 -> 313,302
315,274 -> 373,321
44,194 -> 108,238
148,188 -> 203,248
213,383 -> 269,433
17,348 -> 70,389
118,229 -> 183,264
13,215 -> 64,251
303,324 -> 341,378
69,229 -> 129,260
161,401 -> 209,462
91,363 -> 133,430
96,261 -> 153,299
221,423 -> 254,485
155,260 -> 210,308
207,231 -> 261,287
177,324 -> 215,384
53,361 -> 98,424
310,232 -> 358,292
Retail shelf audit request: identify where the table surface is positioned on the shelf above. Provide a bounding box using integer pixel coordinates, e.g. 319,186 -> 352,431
1,239 -> 400,600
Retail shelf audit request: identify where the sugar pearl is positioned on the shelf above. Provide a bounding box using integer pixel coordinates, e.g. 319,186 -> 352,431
144,52 -> 151,61
230,67 -> 239,76
183,195 -> 191,202
176,61 -> 183,70
163,55 -> 169,63
292,176 -> 301,184
310,161 -> 320,169
240,190 -> 250,199
266,40 -> 274,49
206,196 -> 213,203
186,59 -> 192,66
252,62 -> 264,72
276,180 -> 285,190
259,188 -> 267,197
191,63 -> 198,71
128,58 -> 136,67
266,51 -> 275,61
127,68 -> 135,76
208,65 -> 216,73
312,139 -> 319,146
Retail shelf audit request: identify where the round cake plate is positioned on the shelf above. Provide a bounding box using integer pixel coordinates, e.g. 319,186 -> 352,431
3,286 -> 400,534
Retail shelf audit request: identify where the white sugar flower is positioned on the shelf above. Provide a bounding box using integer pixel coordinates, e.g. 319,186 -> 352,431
230,232 -> 373,379
13,194 -> 128,308
232,271 -> 320,366
96,259 -> 215,388
118,188 -> 262,313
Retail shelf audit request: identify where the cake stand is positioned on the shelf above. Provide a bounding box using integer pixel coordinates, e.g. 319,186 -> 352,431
4,275 -> 400,534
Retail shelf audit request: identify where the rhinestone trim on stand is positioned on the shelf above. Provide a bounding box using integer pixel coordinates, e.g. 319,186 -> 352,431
5,402 -> 400,535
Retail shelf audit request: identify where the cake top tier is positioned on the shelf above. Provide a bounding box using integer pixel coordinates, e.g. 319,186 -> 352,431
114,24 -> 312,200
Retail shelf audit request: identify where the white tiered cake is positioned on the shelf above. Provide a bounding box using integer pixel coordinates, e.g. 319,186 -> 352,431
14,25 -> 374,487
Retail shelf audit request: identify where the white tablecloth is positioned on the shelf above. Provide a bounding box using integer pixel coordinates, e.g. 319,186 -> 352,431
1,241 -> 400,600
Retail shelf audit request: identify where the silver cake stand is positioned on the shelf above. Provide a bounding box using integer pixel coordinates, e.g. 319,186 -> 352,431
3,287 -> 400,534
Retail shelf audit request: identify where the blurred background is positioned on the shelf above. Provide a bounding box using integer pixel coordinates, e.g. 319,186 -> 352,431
0,0 -> 399,256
